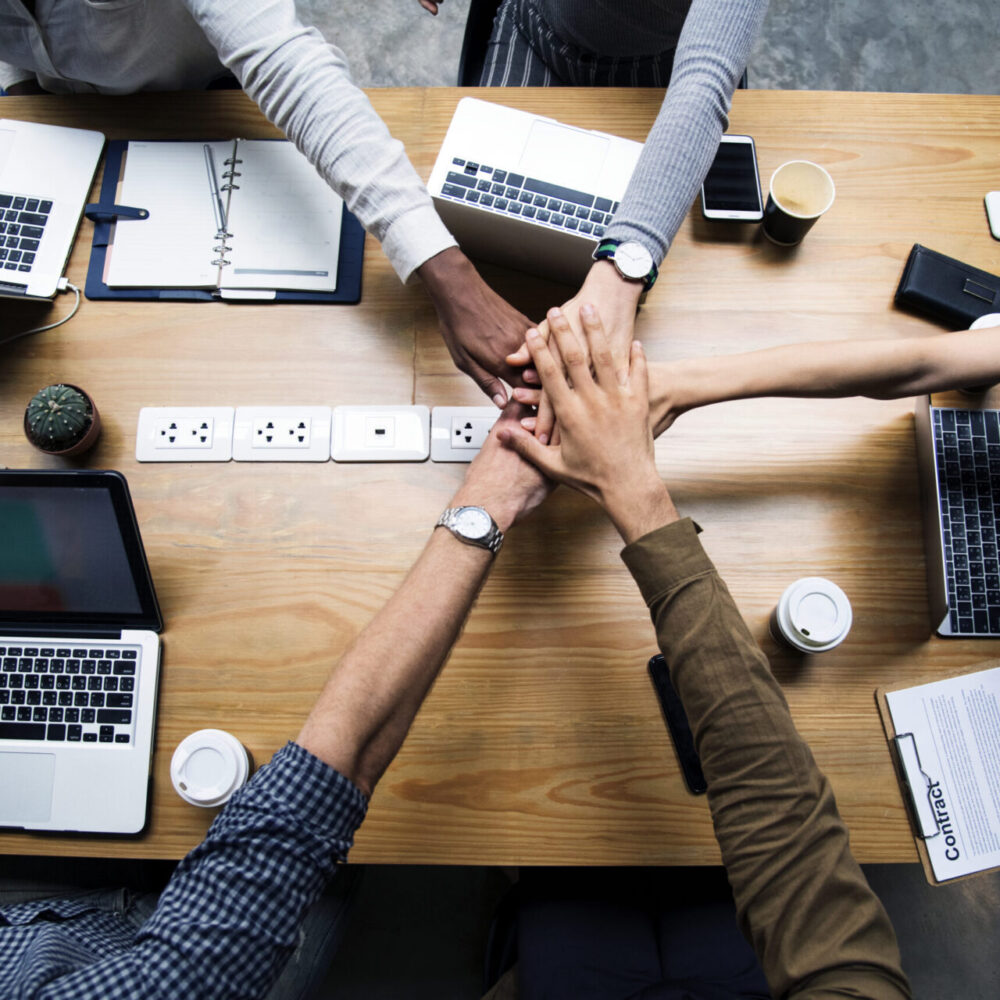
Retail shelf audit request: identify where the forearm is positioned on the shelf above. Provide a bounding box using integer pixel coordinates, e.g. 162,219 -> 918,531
604,0 -> 767,262
621,521 -> 909,999
131,744 -> 366,999
650,328 -> 1000,434
296,526 -> 494,797
188,0 -> 455,281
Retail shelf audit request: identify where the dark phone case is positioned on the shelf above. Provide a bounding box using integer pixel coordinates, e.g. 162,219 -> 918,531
647,654 -> 707,795
894,244 -> 1000,327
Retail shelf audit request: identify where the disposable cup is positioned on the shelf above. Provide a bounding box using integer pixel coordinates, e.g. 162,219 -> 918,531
769,577 -> 852,653
170,728 -> 252,808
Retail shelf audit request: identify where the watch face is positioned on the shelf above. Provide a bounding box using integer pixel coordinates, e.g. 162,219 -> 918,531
615,241 -> 654,280
454,506 -> 492,540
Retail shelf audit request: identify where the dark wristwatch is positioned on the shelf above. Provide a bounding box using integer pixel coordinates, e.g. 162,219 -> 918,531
592,239 -> 658,292
435,506 -> 504,554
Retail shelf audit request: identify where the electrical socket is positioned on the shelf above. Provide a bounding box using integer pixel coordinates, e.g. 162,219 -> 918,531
232,406 -> 332,462
136,407 -> 235,462
332,405 -> 430,462
430,406 -> 499,462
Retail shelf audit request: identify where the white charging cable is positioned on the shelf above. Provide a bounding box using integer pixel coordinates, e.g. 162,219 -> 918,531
2,278 -> 81,344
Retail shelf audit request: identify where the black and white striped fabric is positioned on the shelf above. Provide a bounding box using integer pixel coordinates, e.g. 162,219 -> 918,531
480,0 -> 680,87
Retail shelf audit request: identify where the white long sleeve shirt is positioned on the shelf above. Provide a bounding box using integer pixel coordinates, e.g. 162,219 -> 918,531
0,0 -> 456,281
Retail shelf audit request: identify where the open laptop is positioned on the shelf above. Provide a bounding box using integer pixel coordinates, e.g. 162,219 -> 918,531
0,118 -> 105,300
914,395 -> 1000,636
0,470 -> 162,834
429,98 -> 643,284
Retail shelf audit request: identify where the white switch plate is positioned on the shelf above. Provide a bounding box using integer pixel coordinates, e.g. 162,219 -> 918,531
430,406 -> 499,462
232,406 -> 332,462
332,405 -> 430,462
136,407 -> 235,462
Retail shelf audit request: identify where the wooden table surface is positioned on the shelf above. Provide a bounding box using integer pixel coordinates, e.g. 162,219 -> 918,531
2,88 -> 999,864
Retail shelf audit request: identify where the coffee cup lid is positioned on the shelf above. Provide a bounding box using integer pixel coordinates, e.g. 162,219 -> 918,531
970,313 -> 1000,330
779,577 -> 852,649
170,728 -> 249,807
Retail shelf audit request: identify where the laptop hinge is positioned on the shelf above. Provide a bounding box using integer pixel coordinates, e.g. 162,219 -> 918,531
0,627 -> 123,640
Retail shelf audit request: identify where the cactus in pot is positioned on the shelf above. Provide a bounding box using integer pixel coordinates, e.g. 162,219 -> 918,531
24,383 -> 101,457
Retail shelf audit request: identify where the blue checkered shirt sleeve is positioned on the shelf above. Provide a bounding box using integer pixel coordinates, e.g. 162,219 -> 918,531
1,741 -> 367,999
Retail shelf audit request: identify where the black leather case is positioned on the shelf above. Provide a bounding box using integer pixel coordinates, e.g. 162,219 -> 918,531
895,244 -> 1000,327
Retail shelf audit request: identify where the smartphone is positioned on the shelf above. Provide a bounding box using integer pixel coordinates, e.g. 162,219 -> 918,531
700,133 -> 763,222
647,654 -> 707,795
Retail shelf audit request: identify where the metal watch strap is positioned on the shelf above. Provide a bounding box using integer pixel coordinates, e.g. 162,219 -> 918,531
436,506 -> 504,554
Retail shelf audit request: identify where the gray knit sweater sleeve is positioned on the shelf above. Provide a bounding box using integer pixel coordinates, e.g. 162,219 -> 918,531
603,0 -> 769,266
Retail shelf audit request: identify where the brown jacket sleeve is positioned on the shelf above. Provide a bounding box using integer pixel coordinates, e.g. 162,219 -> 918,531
621,518 -> 911,1000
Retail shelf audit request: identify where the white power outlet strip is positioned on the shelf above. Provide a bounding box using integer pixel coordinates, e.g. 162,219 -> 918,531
430,407 -> 499,462
332,405 -> 430,462
232,406 -> 333,462
136,407 -> 235,462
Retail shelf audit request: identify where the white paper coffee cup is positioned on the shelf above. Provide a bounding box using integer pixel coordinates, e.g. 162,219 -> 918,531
170,729 -> 252,808
769,577 -> 852,653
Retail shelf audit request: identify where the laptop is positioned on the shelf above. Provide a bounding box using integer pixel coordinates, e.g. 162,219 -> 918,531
0,470 -> 163,834
0,118 -> 105,300
429,98 -> 643,284
914,396 -> 1000,636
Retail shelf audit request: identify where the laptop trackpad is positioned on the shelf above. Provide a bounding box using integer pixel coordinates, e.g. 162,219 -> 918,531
0,752 -> 56,823
518,120 -> 609,193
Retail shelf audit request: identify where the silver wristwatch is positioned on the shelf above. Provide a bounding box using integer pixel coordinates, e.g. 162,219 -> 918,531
435,506 -> 504,554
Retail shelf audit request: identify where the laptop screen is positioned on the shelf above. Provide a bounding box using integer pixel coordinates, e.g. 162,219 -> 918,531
0,470 -> 162,633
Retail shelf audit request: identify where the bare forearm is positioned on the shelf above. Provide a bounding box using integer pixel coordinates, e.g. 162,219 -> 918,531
296,529 -> 492,797
650,328 -> 1000,434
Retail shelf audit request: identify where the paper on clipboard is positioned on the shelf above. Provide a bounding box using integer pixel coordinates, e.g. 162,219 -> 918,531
884,665 -> 1000,882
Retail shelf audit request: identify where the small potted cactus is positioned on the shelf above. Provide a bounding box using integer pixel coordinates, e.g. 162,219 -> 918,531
24,383 -> 101,457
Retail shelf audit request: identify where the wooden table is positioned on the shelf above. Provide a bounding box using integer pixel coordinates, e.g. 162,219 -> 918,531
2,88 -> 999,865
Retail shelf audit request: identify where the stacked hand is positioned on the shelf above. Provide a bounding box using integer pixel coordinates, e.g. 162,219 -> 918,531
505,260 -> 644,443
497,305 -> 678,543
452,400 -> 553,533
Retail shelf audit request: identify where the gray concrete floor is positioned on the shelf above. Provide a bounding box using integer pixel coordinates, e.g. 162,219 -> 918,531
297,0 -> 1000,94
293,2 -> 1000,998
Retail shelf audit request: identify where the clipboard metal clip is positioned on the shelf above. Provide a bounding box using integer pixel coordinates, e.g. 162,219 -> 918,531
892,732 -> 942,840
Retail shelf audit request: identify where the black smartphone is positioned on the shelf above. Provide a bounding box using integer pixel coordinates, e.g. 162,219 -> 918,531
647,654 -> 707,795
700,133 -> 763,222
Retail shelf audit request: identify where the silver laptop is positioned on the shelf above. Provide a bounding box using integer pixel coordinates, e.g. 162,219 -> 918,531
914,395 -> 1000,637
429,98 -> 643,284
0,118 -> 105,299
0,470 -> 162,834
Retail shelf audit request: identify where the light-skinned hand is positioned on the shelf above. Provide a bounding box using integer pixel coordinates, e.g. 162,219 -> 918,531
451,401 -> 553,533
505,260 -> 644,442
498,305 -> 678,542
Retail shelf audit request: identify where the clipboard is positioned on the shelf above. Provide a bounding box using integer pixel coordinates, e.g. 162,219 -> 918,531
84,140 -> 365,304
876,678 -> 1000,886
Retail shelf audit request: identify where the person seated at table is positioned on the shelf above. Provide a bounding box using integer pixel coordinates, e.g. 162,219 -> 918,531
0,0 -> 529,407
508,323 -> 1000,439
421,0 -> 769,442
0,403 -> 552,1000
493,305 -> 911,998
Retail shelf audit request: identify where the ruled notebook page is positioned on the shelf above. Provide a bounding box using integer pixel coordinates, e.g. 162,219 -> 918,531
221,140 -> 342,293
105,141 -> 229,289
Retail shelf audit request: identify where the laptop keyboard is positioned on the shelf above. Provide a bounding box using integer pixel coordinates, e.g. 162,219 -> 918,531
439,158 -> 617,238
0,644 -> 138,744
932,407 -> 1000,635
0,191 -> 51,275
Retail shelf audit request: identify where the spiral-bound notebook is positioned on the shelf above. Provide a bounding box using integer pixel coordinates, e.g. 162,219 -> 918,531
85,138 -> 364,303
